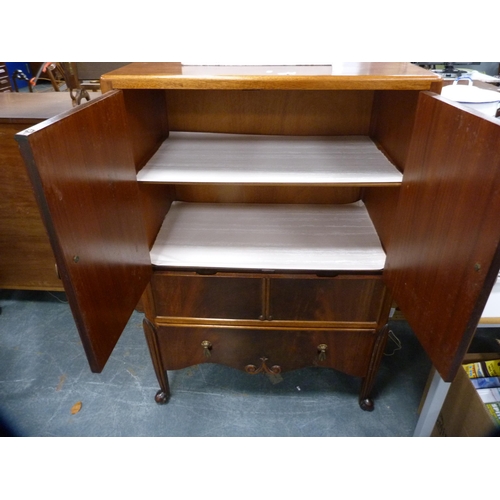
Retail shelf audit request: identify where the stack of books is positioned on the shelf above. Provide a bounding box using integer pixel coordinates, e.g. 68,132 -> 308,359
463,358 -> 500,426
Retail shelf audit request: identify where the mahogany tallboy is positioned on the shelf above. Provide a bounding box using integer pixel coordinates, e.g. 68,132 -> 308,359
15,63 -> 500,411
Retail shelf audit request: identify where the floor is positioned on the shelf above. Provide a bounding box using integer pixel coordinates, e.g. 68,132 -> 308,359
2,289 -> 499,437
0,287 -> 443,437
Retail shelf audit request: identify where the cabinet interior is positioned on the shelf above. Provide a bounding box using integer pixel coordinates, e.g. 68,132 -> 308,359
123,88 -> 420,269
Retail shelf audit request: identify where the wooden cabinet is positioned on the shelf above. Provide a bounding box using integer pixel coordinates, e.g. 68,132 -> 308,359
14,63 -> 500,411
0,92 -> 83,290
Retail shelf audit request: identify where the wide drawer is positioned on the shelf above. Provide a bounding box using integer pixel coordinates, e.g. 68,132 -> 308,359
156,325 -> 378,378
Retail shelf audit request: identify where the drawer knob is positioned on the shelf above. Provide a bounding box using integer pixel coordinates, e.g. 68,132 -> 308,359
201,340 -> 212,358
317,344 -> 328,361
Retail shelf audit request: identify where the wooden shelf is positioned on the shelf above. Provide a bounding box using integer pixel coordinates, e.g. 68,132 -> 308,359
137,132 -> 402,185
150,201 -> 386,271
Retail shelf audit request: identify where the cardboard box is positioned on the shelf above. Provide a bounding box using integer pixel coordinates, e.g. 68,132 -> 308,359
428,353 -> 500,437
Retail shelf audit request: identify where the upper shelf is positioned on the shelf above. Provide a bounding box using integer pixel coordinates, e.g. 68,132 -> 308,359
137,132 -> 403,185
100,62 -> 443,91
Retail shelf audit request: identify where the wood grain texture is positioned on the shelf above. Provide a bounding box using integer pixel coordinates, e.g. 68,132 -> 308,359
0,122 -> 63,290
156,325 -> 378,377
121,89 -> 169,170
165,89 -> 373,135
269,275 -> 388,324
174,184 -> 362,204
0,93 -> 86,290
101,62 -> 441,91
370,90 -> 422,171
385,92 -> 500,382
15,90 -> 152,372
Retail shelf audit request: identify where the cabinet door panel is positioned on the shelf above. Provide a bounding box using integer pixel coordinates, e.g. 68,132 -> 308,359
385,92 -> 500,382
157,326 -> 377,377
15,90 -> 151,372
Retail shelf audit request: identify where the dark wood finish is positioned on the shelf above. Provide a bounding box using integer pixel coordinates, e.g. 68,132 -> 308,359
385,92 -> 500,382
151,272 -> 390,326
175,185 -> 362,205
269,275 -> 388,324
0,122 -> 63,290
0,92 -> 84,290
156,325 -> 378,377
165,90 -> 373,136
370,90 -> 422,172
121,89 -> 169,170
25,63 -> 490,411
143,318 -> 170,404
15,91 -> 152,372
152,272 -> 263,319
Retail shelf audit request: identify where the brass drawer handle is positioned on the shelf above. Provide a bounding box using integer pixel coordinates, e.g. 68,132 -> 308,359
317,344 -> 328,361
201,340 -> 212,358
245,357 -> 281,375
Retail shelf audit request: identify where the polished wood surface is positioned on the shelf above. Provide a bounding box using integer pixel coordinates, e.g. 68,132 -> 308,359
151,272 -> 388,326
0,122 -> 63,290
0,91 -> 89,122
157,325 -> 379,378
15,91 -> 152,372
0,92 -> 82,290
165,89 -> 373,135
101,62 -> 442,91
385,92 -> 500,382
23,63 -> 489,411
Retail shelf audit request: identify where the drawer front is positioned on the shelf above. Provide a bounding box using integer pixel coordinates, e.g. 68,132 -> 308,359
152,272 -> 263,319
269,276 -> 387,323
157,326 -> 378,378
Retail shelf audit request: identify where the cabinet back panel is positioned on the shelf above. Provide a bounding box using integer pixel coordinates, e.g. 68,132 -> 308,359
175,185 -> 362,204
165,90 -> 373,135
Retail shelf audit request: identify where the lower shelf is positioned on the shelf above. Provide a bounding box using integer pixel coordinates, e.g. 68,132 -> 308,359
150,201 -> 386,271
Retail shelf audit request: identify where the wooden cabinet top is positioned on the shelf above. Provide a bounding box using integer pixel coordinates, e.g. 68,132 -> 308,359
100,62 -> 442,91
0,92 -> 99,123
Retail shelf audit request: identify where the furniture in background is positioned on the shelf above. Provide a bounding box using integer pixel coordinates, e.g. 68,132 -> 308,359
14,63 -> 500,423
0,63 -> 12,92
0,92 -> 98,291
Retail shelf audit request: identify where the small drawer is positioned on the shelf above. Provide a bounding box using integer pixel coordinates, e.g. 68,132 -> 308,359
151,271 -> 263,320
269,275 -> 388,323
156,325 -> 378,378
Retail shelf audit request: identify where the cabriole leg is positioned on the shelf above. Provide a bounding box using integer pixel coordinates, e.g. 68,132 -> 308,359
358,324 -> 390,411
142,317 -> 171,404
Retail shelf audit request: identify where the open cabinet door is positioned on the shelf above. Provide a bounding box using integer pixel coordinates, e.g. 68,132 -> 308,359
385,92 -> 500,382
15,90 -> 152,373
